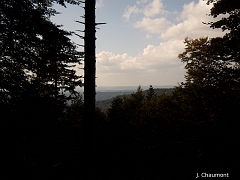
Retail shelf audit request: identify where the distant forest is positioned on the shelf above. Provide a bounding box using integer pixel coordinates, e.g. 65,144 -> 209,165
96,87 -> 174,110
1,0 -> 240,179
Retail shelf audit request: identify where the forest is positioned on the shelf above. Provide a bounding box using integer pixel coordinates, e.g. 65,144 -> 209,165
1,0 -> 240,179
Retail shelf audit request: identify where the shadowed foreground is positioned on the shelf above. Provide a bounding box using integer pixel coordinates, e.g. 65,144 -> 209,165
3,86 -> 240,179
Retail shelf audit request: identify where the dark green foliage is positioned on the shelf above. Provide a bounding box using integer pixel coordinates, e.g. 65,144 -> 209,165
177,36 -> 240,126
178,37 -> 240,89
101,82 -> 240,178
66,94 -> 84,127
95,88 -> 174,110
206,0 -> 240,62
99,36 -> 240,179
0,0 -> 83,120
146,85 -> 155,100
1,1 -> 84,178
2,0 -> 240,179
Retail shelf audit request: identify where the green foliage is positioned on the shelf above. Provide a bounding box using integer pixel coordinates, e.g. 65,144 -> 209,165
103,33 -> 240,178
2,0 -> 240,179
206,0 -> 240,62
178,37 -> 240,88
177,36 -> 240,125
107,86 -> 178,133
65,94 -> 84,127
95,88 -> 174,111
1,1 -> 84,177
0,0 -> 83,121
146,85 -> 155,100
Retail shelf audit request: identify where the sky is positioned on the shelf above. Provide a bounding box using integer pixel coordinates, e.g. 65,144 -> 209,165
51,0 -> 225,87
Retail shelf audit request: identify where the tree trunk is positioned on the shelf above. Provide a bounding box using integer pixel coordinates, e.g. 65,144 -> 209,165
83,0 -> 96,178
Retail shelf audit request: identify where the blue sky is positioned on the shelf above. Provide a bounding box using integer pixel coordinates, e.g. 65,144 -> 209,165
51,0 -> 225,86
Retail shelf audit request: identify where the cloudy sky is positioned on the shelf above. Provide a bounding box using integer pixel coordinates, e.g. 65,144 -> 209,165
52,0 -> 225,86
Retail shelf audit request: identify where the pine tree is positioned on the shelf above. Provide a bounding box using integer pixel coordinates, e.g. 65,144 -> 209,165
0,0 -> 83,120
146,85 -> 155,100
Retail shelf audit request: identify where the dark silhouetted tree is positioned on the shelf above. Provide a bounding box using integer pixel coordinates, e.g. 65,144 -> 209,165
178,37 -> 239,88
146,85 -> 155,100
82,0 -> 97,178
206,0 -> 240,63
177,37 -> 240,122
0,0 -> 83,121
1,1 -> 85,179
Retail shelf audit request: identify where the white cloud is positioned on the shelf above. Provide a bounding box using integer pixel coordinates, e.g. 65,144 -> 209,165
134,17 -> 172,34
96,40 -> 185,86
145,34 -> 152,38
96,0 -> 104,9
160,0 -> 225,40
143,0 -> 164,17
136,0 -> 149,5
122,5 -> 140,21
132,0 -> 225,40
95,0 -> 227,86
123,0 -> 166,21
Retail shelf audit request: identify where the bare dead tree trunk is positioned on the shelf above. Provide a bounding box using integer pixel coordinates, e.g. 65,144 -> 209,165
83,0 -> 96,178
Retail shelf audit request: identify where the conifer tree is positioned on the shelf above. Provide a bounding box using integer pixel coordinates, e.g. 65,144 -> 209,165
0,0 -> 83,119
146,85 -> 155,100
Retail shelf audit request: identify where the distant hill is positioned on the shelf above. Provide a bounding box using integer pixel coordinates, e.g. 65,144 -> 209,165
96,91 -> 133,101
96,88 -> 174,110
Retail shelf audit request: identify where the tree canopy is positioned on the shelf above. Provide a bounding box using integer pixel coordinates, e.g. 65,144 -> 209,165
206,0 -> 240,62
0,0 -> 83,118
2,0 -> 240,179
0,0 -> 84,102
178,37 -> 240,88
